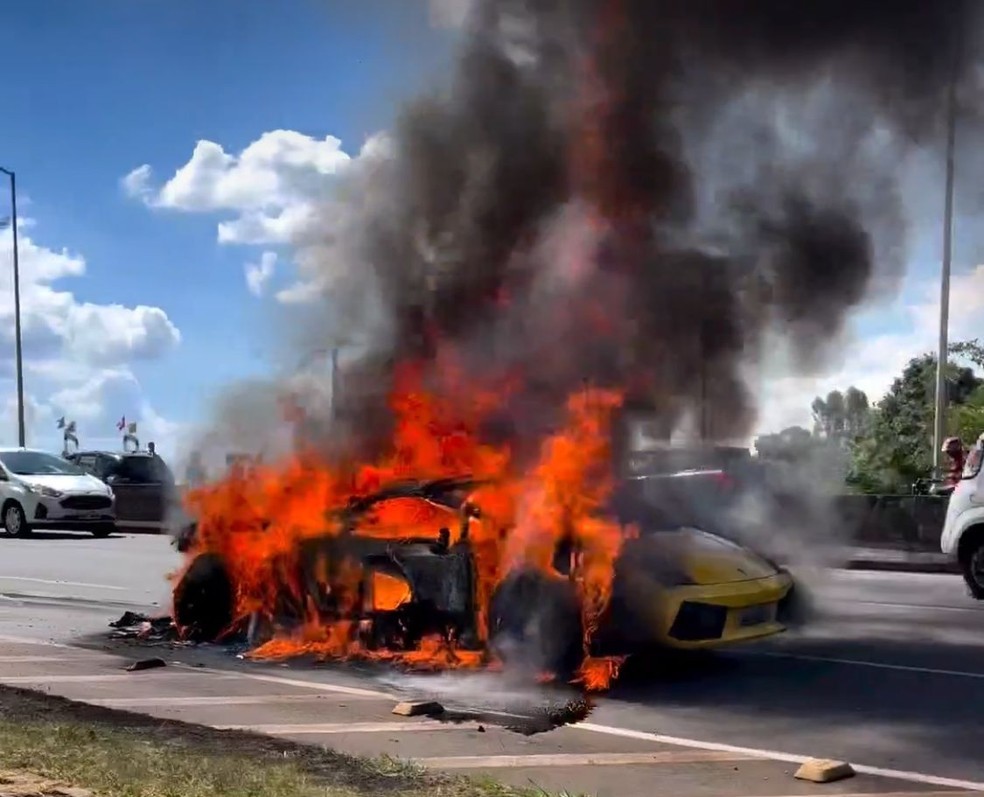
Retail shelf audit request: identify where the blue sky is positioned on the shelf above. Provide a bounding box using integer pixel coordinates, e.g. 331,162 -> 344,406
0,0 -> 980,460
0,0 -> 455,456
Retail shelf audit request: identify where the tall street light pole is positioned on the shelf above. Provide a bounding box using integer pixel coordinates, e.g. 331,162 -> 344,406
0,167 -> 25,448
932,48 -> 960,478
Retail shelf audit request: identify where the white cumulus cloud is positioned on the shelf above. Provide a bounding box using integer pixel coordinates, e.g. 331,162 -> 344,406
245,251 -> 277,297
0,218 -> 181,453
123,130 -> 392,302
752,265 -> 984,436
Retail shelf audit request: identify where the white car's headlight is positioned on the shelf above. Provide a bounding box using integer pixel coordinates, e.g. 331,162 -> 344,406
24,484 -> 63,499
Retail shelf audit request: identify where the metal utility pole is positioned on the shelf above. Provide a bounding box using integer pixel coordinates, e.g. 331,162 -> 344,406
329,346 -> 340,421
699,260 -> 710,443
933,47 -> 960,477
0,167 -> 25,448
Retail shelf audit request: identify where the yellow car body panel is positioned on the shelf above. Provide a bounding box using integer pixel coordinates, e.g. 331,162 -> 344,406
612,527 -> 795,650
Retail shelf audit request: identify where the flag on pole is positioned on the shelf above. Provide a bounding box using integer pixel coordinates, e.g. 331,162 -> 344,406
116,415 -> 126,431
61,419 -> 79,455
122,419 -> 139,452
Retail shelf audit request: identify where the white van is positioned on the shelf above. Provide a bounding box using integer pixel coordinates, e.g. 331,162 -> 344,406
940,433 -> 984,597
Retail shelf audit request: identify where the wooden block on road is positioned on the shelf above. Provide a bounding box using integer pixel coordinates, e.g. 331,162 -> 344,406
392,701 -> 443,717
794,758 -> 855,783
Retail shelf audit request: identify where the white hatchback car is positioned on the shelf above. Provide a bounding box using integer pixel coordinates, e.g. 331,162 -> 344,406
0,448 -> 116,538
941,433 -> 984,597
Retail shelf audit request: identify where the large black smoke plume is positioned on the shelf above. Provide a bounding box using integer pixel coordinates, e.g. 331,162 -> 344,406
266,0 -> 983,465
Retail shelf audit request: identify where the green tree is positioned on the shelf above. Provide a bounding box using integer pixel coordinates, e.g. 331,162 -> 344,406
848,351 -> 982,492
844,386 -> 870,438
811,387 -> 869,440
755,425 -> 814,461
950,385 -> 984,444
951,338 -> 984,370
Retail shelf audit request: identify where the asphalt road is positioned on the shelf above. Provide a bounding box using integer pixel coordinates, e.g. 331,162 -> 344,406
0,531 -> 981,784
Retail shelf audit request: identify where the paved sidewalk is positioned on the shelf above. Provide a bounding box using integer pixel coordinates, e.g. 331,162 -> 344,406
0,638 -> 979,797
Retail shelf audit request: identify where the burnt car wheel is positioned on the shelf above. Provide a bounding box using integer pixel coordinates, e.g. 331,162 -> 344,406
488,569 -> 583,679
172,553 -> 235,642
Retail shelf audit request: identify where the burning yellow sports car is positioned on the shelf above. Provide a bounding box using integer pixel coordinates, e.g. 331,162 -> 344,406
601,527 -> 796,651
173,437 -> 801,691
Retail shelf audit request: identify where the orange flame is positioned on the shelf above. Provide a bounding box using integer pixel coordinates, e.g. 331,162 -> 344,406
180,370 -> 634,690
177,0 -> 650,693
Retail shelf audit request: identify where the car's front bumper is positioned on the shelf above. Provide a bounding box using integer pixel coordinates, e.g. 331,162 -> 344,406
611,570 -> 794,651
30,495 -> 115,530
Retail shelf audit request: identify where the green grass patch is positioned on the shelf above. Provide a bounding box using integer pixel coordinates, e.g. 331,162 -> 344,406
0,686 -> 574,797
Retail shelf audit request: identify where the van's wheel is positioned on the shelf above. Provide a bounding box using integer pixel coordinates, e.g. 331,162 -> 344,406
1,502 -> 30,538
488,569 -> 584,679
959,531 -> 984,599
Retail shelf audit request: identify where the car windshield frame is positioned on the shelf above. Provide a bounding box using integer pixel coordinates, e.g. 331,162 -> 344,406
0,450 -> 85,476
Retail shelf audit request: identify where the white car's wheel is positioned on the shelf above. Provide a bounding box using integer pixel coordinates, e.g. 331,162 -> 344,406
1,502 -> 29,538
961,534 -> 984,599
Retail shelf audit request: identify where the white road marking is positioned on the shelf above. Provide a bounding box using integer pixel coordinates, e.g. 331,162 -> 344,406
575,724 -> 984,792
0,672 -> 240,684
749,794 -> 982,797
0,635 -> 78,650
175,666 -> 392,700
215,721 -> 479,734
0,655 -> 99,663
0,675 -> 145,684
418,750 -> 753,769
90,694 -> 377,707
0,576 -> 125,591
741,650 -> 984,681
0,640 -> 977,790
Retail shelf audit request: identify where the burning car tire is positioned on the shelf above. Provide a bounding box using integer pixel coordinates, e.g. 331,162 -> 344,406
172,553 -> 235,642
488,569 -> 583,678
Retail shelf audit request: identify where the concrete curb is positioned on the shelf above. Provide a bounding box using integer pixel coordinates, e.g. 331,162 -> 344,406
845,558 -> 959,575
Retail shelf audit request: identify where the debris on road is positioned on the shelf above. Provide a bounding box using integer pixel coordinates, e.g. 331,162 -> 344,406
392,700 -> 444,717
109,612 -> 178,643
125,657 -> 167,672
794,759 -> 856,783
502,697 -> 592,736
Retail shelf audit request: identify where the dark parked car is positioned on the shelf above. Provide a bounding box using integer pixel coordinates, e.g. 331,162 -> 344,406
65,450 -> 177,533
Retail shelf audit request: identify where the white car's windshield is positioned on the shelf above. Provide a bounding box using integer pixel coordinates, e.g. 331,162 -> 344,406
0,451 -> 84,476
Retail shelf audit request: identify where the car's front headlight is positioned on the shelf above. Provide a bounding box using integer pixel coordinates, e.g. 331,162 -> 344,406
24,484 -> 63,499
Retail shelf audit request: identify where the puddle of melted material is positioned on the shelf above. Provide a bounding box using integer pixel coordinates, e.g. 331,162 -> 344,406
376,670 -> 593,735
